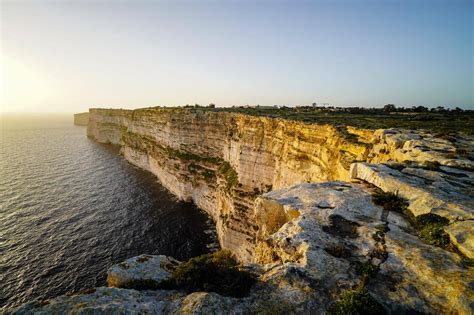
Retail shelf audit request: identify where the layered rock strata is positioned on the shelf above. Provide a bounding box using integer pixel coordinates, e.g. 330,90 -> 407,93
73,112 -> 89,126
87,108 -> 473,262
86,108 -> 372,261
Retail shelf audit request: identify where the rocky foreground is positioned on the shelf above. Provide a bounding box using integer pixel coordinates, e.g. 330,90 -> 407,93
7,108 -> 474,314
11,180 -> 473,314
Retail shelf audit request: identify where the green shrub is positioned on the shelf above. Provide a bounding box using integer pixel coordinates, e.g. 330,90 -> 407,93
354,261 -> 379,279
372,230 -> 385,243
201,169 -> 215,179
372,190 -> 451,249
171,250 -> 256,297
218,162 -> 239,191
413,214 -> 450,247
329,284 -> 386,315
372,190 -> 408,213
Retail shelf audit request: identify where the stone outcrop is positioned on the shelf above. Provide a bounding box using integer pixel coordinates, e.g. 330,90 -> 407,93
107,255 -> 180,289
12,182 -> 473,314
253,182 -> 472,314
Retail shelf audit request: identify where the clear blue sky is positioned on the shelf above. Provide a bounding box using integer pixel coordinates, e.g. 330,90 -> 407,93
1,0 -> 473,113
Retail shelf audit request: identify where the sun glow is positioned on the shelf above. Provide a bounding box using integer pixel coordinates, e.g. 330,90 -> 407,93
0,54 -> 53,112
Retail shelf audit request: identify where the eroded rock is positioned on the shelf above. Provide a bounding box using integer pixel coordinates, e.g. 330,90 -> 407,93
14,108 -> 474,314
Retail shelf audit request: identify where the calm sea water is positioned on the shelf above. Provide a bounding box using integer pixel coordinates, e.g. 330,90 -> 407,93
0,115 -> 217,310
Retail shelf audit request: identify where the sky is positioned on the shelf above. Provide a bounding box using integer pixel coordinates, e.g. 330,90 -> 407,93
0,0 -> 473,113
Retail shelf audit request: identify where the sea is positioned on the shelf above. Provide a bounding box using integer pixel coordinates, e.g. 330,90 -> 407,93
0,114 -> 217,310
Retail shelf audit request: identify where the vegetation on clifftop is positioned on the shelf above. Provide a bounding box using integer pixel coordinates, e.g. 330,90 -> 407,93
169,250 -> 256,298
140,105 -> 474,135
371,190 -> 451,249
329,283 -> 385,315
372,190 -> 409,213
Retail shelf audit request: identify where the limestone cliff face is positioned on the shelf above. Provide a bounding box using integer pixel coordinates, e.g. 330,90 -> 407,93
87,108 -> 372,261
73,112 -> 90,126
86,108 -> 473,262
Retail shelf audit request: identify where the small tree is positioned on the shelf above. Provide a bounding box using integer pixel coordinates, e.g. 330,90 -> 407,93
383,104 -> 396,112
412,105 -> 429,112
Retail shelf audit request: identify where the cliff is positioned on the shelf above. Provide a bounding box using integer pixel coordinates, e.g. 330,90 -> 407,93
73,112 -> 89,126
86,107 -> 473,263
86,108 -> 371,261
10,107 -> 472,314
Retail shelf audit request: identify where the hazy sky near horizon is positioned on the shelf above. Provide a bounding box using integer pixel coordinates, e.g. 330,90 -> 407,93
1,0 -> 473,113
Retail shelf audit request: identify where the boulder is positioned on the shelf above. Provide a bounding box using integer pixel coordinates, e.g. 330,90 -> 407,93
370,129 -> 474,170
107,254 -> 180,289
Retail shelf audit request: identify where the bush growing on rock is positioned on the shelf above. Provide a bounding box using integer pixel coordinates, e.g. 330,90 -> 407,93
372,190 -> 408,213
411,213 -> 450,248
355,261 -> 380,279
329,284 -> 385,315
218,162 -> 239,191
372,189 -> 451,249
171,250 -> 256,297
